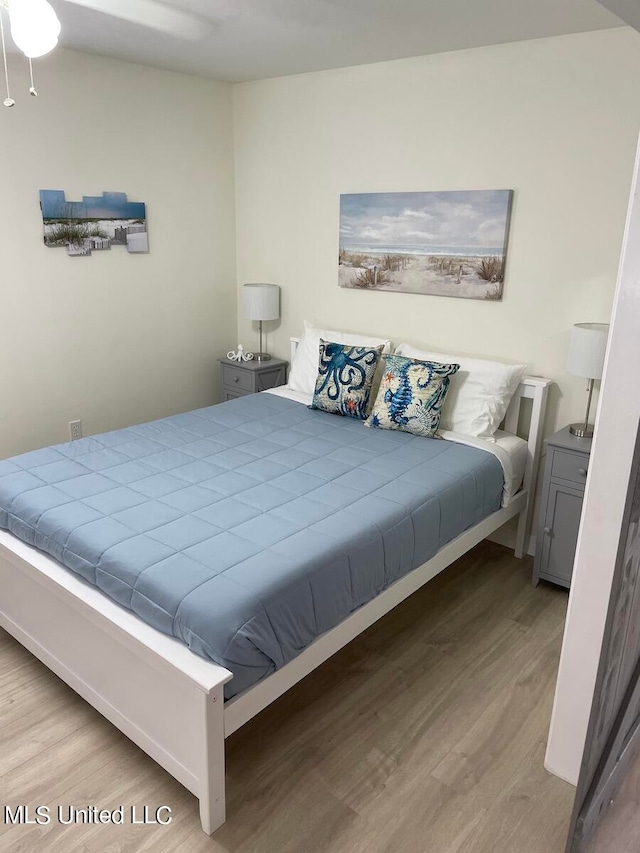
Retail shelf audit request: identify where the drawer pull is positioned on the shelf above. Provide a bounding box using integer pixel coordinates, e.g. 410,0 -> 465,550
544,526 -> 552,535
234,376 -> 239,383
578,467 -> 587,476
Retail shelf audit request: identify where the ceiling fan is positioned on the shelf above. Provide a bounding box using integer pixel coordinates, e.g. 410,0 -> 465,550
0,0 -> 215,107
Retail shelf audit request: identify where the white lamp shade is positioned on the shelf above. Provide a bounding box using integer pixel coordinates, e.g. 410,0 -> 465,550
9,0 -> 61,58
243,283 -> 280,321
567,323 -> 609,380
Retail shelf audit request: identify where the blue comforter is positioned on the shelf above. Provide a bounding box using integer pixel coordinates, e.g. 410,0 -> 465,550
0,393 -> 503,698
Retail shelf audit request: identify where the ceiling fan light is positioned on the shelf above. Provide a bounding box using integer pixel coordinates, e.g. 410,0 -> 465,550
9,0 -> 61,58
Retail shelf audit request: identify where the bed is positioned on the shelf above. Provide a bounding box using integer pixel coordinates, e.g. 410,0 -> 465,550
0,337 -> 551,834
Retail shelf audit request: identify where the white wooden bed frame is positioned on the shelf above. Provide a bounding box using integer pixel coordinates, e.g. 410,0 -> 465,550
0,337 -> 551,835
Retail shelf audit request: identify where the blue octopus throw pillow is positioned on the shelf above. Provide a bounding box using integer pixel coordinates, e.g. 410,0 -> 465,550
365,354 -> 460,437
310,339 -> 384,419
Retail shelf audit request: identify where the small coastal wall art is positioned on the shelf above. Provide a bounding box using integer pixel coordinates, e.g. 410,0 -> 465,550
39,190 -> 149,257
339,189 -> 513,300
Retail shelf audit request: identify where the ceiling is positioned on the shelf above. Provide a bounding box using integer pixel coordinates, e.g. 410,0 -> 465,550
45,0 -> 624,83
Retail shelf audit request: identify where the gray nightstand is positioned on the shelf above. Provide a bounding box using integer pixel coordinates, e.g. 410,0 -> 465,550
533,426 -> 592,589
219,357 -> 288,402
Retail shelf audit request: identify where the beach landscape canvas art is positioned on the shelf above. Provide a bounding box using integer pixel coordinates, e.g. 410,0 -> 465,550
339,190 -> 513,300
40,191 -> 149,257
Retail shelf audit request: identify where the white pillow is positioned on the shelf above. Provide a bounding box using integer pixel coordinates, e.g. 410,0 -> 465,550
394,343 -> 526,439
289,321 -> 392,398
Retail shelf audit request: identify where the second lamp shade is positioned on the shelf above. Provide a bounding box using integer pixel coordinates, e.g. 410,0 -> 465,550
243,283 -> 280,321
567,323 -> 609,380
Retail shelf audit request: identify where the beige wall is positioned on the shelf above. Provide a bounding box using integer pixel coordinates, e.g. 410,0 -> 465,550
234,29 -> 640,436
0,48 -> 236,459
4,31 -> 640,463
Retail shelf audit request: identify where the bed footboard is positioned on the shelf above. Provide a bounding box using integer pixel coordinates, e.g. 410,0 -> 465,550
0,531 -> 231,835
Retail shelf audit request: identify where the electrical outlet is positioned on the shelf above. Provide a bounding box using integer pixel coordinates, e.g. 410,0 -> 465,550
69,420 -> 83,441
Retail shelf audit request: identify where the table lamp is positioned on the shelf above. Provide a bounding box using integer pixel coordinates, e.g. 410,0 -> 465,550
243,283 -> 280,362
567,322 -> 609,437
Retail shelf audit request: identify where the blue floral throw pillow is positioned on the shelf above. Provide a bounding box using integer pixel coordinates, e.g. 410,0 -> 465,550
310,339 -> 384,419
365,354 -> 459,438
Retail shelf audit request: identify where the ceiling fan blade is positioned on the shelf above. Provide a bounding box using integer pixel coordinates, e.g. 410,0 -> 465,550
63,0 -> 211,41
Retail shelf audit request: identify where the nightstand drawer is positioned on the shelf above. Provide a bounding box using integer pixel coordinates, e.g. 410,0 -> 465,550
223,389 -> 251,401
218,357 -> 288,404
221,364 -> 254,393
551,449 -> 589,486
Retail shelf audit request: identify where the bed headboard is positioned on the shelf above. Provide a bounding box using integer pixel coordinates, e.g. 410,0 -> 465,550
289,336 -> 552,555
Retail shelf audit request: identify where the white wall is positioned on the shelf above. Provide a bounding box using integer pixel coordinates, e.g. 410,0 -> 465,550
233,29 -> 640,437
546,134 -> 640,785
0,48 -> 236,460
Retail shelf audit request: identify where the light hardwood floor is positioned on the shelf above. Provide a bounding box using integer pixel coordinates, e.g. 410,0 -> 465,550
0,541 -> 575,853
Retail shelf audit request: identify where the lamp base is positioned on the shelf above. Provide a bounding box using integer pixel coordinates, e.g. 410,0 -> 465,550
254,352 -> 272,362
569,423 -> 594,438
